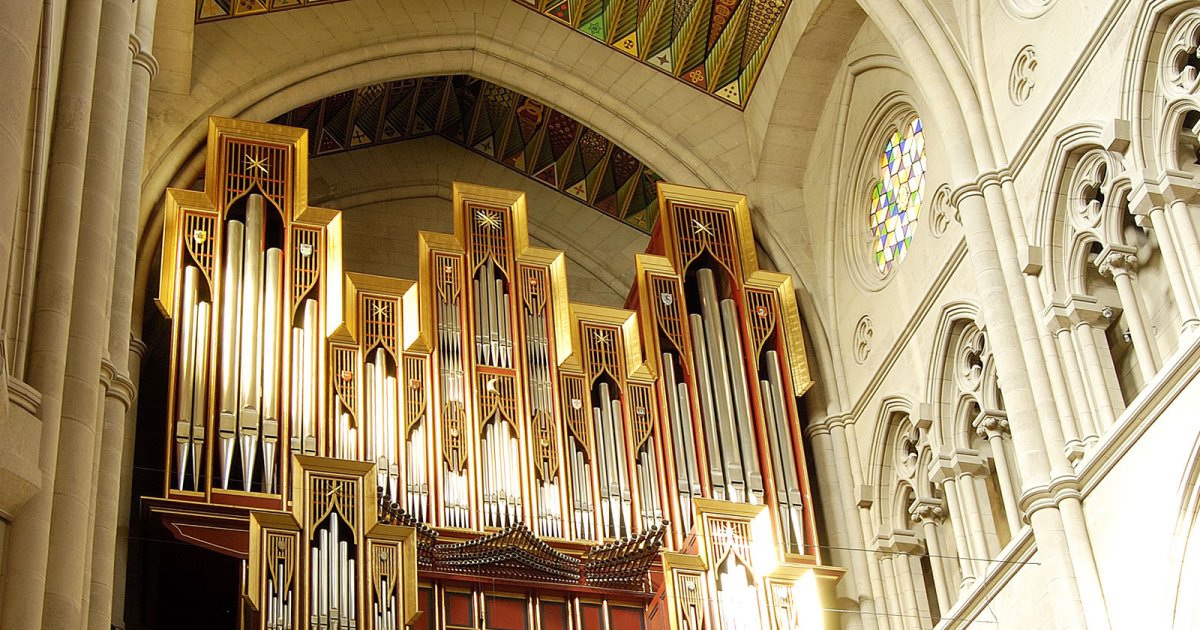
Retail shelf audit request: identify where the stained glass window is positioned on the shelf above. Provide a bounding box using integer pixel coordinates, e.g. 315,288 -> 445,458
869,117 -> 926,273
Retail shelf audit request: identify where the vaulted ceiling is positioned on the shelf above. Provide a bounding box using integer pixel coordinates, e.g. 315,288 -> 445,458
272,75 -> 665,232
193,0 -> 793,109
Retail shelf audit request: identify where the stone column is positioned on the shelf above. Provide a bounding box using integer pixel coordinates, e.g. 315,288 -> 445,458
829,417 -> 892,630
879,533 -> 925,630
1129,178 -> 1200,334
0,0 -> 43,325
111,337 -> 145,629
948,450 -> 992,575
40,0 -> 133,623
955,184 -> 1088,626
806,417 -> 875,630
929,453 -> 973,593
1097,247 -> 1159,381
911,500 -> 952,615
875,540 -> 905,630
973,411 -> 1021,536
0,0 -> 105,624
1065,297 -> 1119,430
88,11 -> 157,627
1043,304 -> 1098,449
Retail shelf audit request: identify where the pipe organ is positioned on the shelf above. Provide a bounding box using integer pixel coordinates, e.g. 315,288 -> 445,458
147,117 -> 842,630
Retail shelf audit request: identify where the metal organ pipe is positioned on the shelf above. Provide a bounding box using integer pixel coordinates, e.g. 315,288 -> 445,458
174,265 -> 210,491
695,268 -> 745,502
719,298 -> 764,503
593,382 -> 631,538
689,312 -> 725,500
261,247 -> 283,494
437,285 -> 468,528
661,354 -> 700,529
218,220 -> 244,489
238,196 -> 265,491
761,350 -> 805,552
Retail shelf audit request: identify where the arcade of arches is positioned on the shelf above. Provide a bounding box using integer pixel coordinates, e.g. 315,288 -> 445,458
2,0 -> 1200,628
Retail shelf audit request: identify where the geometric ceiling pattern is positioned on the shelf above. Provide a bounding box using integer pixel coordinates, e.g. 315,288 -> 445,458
514,0 -> 792,108
270,75 -> 665,232
196,0 -> 792,109
195,0 -> 346,23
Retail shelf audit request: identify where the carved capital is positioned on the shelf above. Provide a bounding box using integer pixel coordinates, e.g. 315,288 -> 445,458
909,498 -> 946,525
1097,245 -> 1138,277
973,408 -> 1010,439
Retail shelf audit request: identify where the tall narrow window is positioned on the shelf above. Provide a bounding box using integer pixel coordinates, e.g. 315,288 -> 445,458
869,117 -> 927,273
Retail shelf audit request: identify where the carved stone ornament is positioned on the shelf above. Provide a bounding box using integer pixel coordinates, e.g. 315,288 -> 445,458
1009,45 -> 1038,105
853,315 -> 873,364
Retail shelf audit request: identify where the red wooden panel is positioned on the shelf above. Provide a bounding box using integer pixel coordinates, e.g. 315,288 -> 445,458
609,605 -> 646,630
485,595 -> 529,630
581,602 -> 604,630
539,600 -> 569,630
445,591 -> 475,628
410,587 -> 435,630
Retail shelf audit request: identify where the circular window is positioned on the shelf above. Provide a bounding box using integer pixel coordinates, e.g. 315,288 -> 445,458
868,117 -> 927,274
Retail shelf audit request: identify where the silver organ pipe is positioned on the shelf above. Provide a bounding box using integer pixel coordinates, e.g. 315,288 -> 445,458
311,515 -> 355,629
661,354 -> 700,529
593,382 -> 631,538
761,349 -> 805,553
694,267 -> 745,502
405,419 -> 427,520
571,447 -> 593,539
261,247 -> 283,494
635,436 -> 662,531
218,219 -> 244,490
174,265 -> 211,491
298,299 -> 319,455
266,559 -> 293,630
718,297 -> 764,503
688,311 -> 725,500
384,370 -> 399,504
437,275 -> 468,528
474,258 -> 513,369
525,302 -> 561,538
365,348 -> 399,501
238,196 -> 265,491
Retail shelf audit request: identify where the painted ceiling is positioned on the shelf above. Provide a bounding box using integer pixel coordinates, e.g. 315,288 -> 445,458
196,0 -> 792,109
271,75 -> 665,233
513,0 -> 791,108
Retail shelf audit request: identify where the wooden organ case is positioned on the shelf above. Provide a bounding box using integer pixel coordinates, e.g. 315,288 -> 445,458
146,117 -> 843,630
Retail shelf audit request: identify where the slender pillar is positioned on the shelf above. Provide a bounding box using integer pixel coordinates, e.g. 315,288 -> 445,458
912,501 -> 952,614
930,456 -> 973,592
111,337 -> 145,629
1065,297 -> 1119,430
1097,248 -> 1159,381
41,0 -> 133,623
0,0 -> 43,315
890,546 -> 924,630
876,546 -> 904,630
89,11 -> 157,626
948,452 -> 991,576
1129,180 -> 1200,334
1043,306 -> 1099,448
807,417 -> 875,629
830,418 -> 891,630
0,0 -> 105,623
954,184 -> 1087,626
973,412 -> 1021,536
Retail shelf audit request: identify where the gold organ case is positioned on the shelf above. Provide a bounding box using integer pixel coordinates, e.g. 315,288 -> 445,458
146,117 -> 843,630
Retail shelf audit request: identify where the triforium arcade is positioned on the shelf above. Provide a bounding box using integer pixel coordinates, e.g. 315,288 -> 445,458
145,117 -> 843,629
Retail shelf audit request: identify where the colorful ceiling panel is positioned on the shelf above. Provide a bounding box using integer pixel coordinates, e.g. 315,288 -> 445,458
195,0 -> 349,23
271,76 -> 665,233
513,0 -> 792,108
